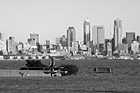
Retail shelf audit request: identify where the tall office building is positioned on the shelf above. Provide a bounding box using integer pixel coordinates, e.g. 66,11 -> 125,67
72,41 -> 79,54
92,26 -> 105,45
67,27 -> 76,48
46,40 -> 51,49
56,37 -> 61,44
55,35 -> 67,48
137,36 -> 140,43
61,35 -> 67,47
17,42 -> 23,51
107,42 -> 112,56
113,18 -> 122,50
6,37 -> 17,54
0,40 -> 6,54
83,19 -> 90,45
92,26 -> 105,54
126,32 -> 135,48
30,33 -> 39,44
46,40 -> 50,45
0,32 -> 4,41
27,38 -> 36,47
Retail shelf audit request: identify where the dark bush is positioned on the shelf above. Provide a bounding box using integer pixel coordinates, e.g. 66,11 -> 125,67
20,60 -> 48,70
26,60 -> 48,67
59,64 -> 78,75
20,60 -> 78,76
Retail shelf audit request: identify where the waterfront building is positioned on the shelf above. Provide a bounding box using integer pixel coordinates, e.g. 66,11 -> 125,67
131,40 -> 139,54
6,37 -> 17,54
28,38 -> 37,47
118,43 -> 128,55
126,32 -> 135,48
72,41 -> 79,54
113,18 -> 122,51
67,27 -> 76,48
92,25 -> 105,54
0,32 -> 4,41
137,36 -> 140,43
83,19 -> 90,45
46,40 -> 51,49
30,33 -> 39,44
0,40 -> 6,55
107,42 -> 112,57
17,42 -> 24,52
61,35 -> 67,48
92,26 -> 105,45
56,37 -> 61,45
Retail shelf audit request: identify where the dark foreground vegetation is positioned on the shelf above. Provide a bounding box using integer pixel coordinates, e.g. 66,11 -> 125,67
19,60 -> 79,76
0,59 -> 140,92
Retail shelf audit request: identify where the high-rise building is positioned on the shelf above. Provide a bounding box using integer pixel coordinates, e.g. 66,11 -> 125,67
113,18 -> 122,50
83,19 -> 90,45
131,41 -> 139,54
67,27 -> 76,48
55,35 -> 67,48
137,36 -> 140,43
126,32 -> 135,48
92,26 -> 105,54
61,35 -> 67,47
30,33 -> 39,44
46,40 -> 51,49
107,42 -> 112,57
0,32 -> 4,41
92,26 -> 105,45
27,38 -> 36,47
17,42 -> 24,51
56,37 -> 61,44
118,43 -> 128,55
0,40 -> 6,53
24,43 -> 31,51
6,37 -> 17,54
46,40 -> 50,45
72,41 -> 79,54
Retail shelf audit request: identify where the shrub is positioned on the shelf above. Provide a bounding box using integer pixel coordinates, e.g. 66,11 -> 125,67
20,60 -> 48,70
25,60 -> 47,67
59,64 -> 78,75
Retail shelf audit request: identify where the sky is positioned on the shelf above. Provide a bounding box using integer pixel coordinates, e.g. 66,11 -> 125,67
0,0 -> 140,44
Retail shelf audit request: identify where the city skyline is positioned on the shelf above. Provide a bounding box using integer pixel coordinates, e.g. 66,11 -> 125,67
0,0 -> 140,44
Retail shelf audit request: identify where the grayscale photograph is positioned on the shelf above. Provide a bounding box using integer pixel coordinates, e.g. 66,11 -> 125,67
0,0 -> 140,93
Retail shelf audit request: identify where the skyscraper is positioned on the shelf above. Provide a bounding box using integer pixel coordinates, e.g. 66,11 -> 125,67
6,37 -> 17,54
27,38 -> 36,47
126,32 -> 135,48
0,32 -> 4,41
61,35 -> 67,47
113,18 -> 122,50
46,40 -> 50,45
92,26 -> 105,45
72,41 -> 79,54
56,37 -> 61,44
92,26 -> 105,54
83,19 -> 90,45
30,33 -> 39,44
46,40 -> 51,49
67,27 -> 76,48
137,36 -> 140,43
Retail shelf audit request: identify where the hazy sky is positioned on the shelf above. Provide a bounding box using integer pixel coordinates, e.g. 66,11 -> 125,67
0,0 -> 140,44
